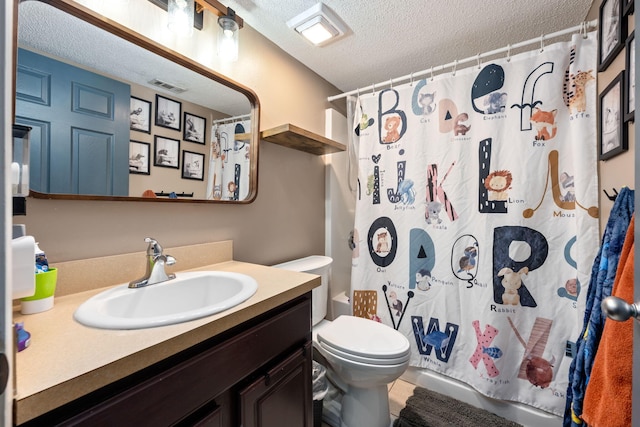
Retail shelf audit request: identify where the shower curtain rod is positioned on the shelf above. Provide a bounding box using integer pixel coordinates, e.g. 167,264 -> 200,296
212,113 -> 251,125
328,19 -> 598,102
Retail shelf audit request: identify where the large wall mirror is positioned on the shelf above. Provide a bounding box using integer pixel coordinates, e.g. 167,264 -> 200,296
14,0 -> 259,203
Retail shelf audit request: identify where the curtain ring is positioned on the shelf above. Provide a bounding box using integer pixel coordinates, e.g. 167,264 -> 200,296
389,78 -> 393,89
409,72 -> 414,86
581,21 -> 588,39
476,53 -> 481,69
430,66 -> 434,81
357,87 -> 360,98
540,33 -> 545,52
452,59 -> 458,76
372,83 -> 376,96
506,44 -> 511,62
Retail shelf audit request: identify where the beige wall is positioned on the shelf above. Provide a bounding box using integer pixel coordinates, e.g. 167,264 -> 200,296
587,1 -> 635,232
13,1 -> 340,267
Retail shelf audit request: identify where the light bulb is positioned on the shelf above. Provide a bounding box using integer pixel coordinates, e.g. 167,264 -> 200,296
168,0 -> 194,37
217,15 -> 239,61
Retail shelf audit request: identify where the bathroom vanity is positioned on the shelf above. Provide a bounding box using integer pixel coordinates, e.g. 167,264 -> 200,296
13,241 -> 319,426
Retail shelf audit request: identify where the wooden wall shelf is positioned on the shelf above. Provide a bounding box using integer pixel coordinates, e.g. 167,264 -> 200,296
260,124 -> 346,155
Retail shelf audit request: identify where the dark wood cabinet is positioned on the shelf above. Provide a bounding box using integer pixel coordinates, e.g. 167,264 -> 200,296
20,294 -> 312,427
240,345 -> 312,427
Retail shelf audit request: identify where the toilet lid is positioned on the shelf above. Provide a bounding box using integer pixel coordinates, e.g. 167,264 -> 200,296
319,340 -> 410,365
317,315 -> 410,360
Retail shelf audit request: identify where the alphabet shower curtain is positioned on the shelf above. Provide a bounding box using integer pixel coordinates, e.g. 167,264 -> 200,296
206,118 -> 251,200
350,32 -> 599,416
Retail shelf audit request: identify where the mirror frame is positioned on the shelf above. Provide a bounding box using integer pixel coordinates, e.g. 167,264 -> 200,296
12,0 -> 260,203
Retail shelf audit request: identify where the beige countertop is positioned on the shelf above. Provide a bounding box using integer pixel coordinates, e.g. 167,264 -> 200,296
13,247 -> 319,425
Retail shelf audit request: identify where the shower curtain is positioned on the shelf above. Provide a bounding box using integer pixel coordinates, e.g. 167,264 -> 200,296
206,118 -> 251,200
350,32 -> 599,416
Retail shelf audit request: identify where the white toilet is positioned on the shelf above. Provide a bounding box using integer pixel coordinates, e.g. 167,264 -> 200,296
274,256 -> 410,427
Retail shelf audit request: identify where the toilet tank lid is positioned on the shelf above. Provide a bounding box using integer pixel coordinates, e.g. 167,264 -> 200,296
272,255 -> 333,272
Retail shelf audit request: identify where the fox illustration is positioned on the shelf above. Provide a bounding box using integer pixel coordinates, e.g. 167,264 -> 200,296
530,108 -> 557,141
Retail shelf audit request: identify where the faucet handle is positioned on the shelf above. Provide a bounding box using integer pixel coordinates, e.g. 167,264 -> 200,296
144,237 -> 163,256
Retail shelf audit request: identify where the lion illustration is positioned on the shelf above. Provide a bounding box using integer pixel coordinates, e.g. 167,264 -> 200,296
484,170 -> 512,201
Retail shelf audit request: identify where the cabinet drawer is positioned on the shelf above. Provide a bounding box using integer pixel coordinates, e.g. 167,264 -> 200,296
58,296 -> 311,426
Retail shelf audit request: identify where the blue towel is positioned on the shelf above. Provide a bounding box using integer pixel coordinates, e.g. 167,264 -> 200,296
564,187 -> 634,426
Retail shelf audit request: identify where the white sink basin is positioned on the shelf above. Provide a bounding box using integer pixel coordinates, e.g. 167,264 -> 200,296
74,271 -> 258,329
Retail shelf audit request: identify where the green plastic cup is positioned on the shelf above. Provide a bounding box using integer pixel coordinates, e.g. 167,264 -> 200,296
21,268 -> 57,314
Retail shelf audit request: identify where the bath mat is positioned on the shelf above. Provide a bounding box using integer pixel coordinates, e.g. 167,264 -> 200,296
393,387 -> 523,427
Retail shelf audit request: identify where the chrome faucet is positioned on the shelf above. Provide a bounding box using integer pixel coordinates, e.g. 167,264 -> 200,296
129,237 -> 176,288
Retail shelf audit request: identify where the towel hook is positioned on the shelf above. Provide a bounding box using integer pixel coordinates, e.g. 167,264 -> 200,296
506,44 -> 512,62
540,33 -> 545,52
452,59 -> 458,76
603,188 -> 619,201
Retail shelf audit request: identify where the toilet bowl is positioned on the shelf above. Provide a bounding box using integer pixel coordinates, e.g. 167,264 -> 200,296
274,256 -> 410,427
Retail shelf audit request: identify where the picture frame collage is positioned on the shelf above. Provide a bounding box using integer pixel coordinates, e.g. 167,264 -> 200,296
129,93 -> 207,181
598,0 -> 634,161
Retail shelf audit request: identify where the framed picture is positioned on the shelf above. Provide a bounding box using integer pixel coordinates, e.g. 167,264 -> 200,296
624,0 -> 634,16
130,96 -> 151,133
625,31 -> 635,122
599,0 -> 626,72
599,71 -> 627,160
183,112 -> 207,144
129,140 -> 150,175
182,150 -> 205,181
155,94 -> 182,131
154,135 -> 180,169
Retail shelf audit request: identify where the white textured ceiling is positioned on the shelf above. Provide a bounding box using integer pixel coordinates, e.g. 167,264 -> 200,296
17,1 -> 251,117
18,0 -> 595,107
223,0 -> 595,93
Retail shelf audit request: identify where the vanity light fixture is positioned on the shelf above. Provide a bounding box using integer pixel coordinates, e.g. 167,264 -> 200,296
217,8 -> 239,62
167,0 -> 194,37
286,3 -> 347,46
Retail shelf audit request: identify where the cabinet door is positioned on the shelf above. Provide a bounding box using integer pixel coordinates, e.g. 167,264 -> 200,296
239,345 -> 312,427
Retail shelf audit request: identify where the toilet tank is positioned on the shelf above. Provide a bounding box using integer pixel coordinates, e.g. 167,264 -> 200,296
273,255 -> 332,326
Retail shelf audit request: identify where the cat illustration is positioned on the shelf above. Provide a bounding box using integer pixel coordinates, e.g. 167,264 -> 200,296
418,91 -> 436,115
530,108 -> 557,140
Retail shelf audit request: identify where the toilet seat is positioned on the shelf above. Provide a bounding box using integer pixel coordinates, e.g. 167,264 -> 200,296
319,340 -> 410,365
317,315 -> 410,362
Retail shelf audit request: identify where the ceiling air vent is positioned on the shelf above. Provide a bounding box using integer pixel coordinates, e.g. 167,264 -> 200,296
148,78 -> 187,94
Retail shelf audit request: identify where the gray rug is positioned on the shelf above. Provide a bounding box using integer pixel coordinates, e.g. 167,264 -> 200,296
393,387 -> 523,427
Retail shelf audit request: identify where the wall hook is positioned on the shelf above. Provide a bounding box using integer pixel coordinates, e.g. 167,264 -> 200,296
603,188 -> 619,201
